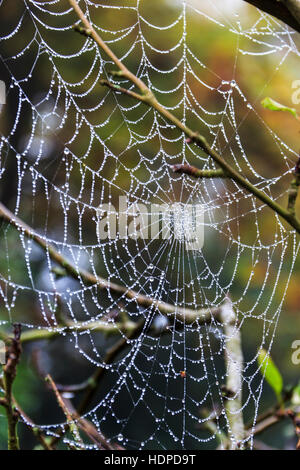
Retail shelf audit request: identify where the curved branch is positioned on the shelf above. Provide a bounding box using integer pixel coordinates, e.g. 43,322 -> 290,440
20,320 -> 137,344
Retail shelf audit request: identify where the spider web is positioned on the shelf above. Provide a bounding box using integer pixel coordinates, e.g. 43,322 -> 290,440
0,0 -> 299,450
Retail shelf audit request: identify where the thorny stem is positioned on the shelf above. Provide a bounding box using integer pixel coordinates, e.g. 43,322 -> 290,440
69,0 -> 300,236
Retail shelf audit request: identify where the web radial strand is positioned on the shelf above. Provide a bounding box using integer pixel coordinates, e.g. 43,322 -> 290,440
0,0 -> 298,450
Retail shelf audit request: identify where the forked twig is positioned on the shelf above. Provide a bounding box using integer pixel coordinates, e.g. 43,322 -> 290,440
46,374 -> 119,450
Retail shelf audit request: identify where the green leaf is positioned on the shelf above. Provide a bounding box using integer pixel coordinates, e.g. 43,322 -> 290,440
261,97 -> 299,120
257,349 -> 283,403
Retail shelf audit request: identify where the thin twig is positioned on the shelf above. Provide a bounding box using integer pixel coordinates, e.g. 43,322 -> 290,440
46,374 -> 84,449
46,375 -> 121,450
20,319 -> 138,344
68,0 -> 149,95
100,79 -> 146,102
251,413 -> 282,437
286,409 -> 300,450
249,407 -> 300,449
246,390 -> 294,438
172,164 -> 226,179
43,320 -> 146,449
1,324 -> 22,450
45,374 -> 121,450
62,397 -> 122,450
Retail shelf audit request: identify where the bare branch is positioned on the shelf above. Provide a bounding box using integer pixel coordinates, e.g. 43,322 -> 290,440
45,375 -> 122,449
0,324 -> 22,450
68,0 -> 149,95
46,374 -> 84,448
220,299 -> 245,449
62,397 -> 123,450
20,319 -> 138,344
251,412 -> 282,437
286,409 -> 300,449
